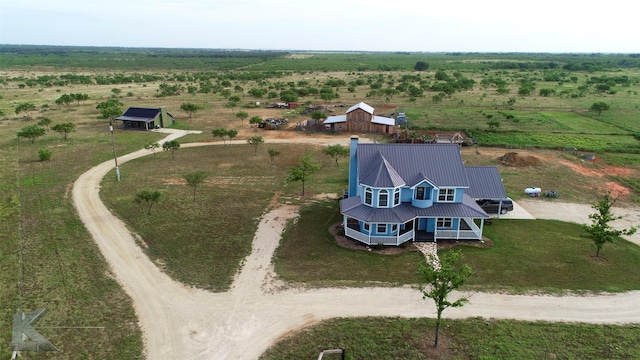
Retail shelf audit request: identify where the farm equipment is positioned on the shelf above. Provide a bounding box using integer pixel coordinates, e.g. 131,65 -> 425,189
259,118 -> 287,130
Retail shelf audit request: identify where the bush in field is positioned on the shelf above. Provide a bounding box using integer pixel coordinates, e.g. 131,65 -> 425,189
38,148 -> 52,161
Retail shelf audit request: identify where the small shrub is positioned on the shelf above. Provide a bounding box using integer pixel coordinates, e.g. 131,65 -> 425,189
38,148 -> 52,161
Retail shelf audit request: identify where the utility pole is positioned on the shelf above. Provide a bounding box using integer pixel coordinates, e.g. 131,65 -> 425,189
109,119 -> 121,181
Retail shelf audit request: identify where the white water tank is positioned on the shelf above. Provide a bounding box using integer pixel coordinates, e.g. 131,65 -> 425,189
525,187 -> 541,196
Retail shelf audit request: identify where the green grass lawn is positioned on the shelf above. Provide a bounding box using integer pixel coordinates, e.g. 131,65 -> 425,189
260,317 -> 640,360
100,143 -> 349,291
275,202 -> 640,292
0,125 -> 159,359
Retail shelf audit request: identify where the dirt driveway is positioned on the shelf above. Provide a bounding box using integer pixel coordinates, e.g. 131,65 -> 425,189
73,130 -> 640,359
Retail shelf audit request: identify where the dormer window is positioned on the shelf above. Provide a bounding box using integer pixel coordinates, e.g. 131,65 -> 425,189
393,189 -> 400,206
438,188 -> 455,202
379,189 -> 388,207
364,187 -> 373,205
415,186 -> 427,200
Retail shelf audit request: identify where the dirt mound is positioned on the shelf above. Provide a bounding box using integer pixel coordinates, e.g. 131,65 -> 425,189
499,152 -> 542,167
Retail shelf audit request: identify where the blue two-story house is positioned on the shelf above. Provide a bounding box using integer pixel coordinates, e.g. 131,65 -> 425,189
340,136 -> 507,246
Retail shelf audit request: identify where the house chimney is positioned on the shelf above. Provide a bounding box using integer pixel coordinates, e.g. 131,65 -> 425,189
348,136 -> 359,197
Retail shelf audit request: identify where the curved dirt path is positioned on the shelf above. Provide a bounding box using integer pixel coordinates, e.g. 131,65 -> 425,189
73,130 -> 640,359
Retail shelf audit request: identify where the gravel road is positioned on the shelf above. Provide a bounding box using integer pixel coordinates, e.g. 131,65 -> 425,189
72,130 -> 640,359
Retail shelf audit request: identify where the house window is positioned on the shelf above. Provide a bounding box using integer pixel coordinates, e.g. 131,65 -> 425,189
437,218 -> 453,228
364,187 -> 373,205
415,186 -> 427,200
377,224 -> 387,233
391,224 -> 398,233
363,223 -> 370,231
438,188 -> 455,202
379,189 -> 388,207
394,189 -> 400,206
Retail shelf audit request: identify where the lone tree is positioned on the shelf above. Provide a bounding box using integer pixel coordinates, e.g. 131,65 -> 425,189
15,102 -> 36,118
417,250 -> 473,348
414,61 -> 429,71
249,116 -> 262,127
144,141 -> 160,157
287,149 -> 320,196
212,128 -> 229,145
180,102 -> 201,118
310,111 -> 328,130
17,125 -> 46,144
135,190 -> 161,215
323,144 -> 349,166
183,171 -> 207,201
227,129 -> 238,143
235,111 -> 249,125
582,193 -> 636,260
96,99 -> 124,123
267,148 -> 281,165
247,135 -> 264,155
162,140 -> 180,159
51,122 -> 76,140
590,101 -> 610,116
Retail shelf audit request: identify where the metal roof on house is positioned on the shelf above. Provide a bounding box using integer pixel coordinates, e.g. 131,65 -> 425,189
116,107 -> 161,121
371,115 -> 395,126
346,102 -> 374,114
323,115 -> 347,124
341,193 -> 489,223
357,143 -> 469,188
115,116 -> 156,123
360,153 -> 406,188
465,166 -> 508,199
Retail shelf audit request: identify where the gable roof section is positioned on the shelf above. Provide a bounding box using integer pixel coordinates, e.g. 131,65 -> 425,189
371,115 -> 395,126
357,144 -> 469,188
324,115 -> 347,124
360,152 -> 406,187
465,166 -> 508,199
115,107 -> 161,122
347,102 -> 374,115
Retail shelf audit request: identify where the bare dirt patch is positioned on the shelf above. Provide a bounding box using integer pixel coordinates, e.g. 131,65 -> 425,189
606,181 -> 631,198
499,152 -> 542,167
558,159 -> 603,177
604,165 -> 638,178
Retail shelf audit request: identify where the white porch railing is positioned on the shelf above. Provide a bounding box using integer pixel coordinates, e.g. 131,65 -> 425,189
435,229 -> 481,240
344,227 -> 414,246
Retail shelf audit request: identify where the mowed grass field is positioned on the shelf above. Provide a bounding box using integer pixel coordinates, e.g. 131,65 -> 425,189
100,143 -> 349,290
260,317 -> 640,360
0,119 -> 162,358
1,50 -> 640,358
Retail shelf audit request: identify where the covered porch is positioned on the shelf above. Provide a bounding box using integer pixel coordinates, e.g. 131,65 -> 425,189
343,217 -> 485,246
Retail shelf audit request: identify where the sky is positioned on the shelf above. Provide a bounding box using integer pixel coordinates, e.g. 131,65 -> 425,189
1,0 -> 638,53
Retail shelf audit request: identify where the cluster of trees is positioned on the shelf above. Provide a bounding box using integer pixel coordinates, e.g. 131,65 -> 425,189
55,93 -> 89,106
96,99 -> 124,121
211,128 -> 238,145
17,121 -> 76,143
